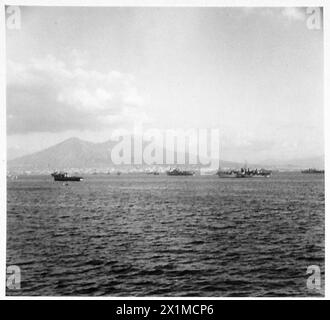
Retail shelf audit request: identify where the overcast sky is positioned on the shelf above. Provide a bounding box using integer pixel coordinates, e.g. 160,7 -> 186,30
6,6 -> 323,162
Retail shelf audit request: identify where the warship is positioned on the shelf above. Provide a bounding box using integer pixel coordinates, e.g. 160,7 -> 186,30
217,167 -> 272,178
51,171 -> 83,181
166,168 -> 195,176
301,168 -> 324,174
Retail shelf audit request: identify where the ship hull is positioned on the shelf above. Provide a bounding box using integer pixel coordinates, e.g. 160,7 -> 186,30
217,172 -> 271,178
53,177 -> 83,181
166,172 -> 194,176
301,170 -> 324,174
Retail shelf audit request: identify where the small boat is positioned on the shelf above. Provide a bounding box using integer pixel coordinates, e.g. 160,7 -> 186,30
301,168 -> 324,174
166,168 -> 195,176
51,172 -> 83,181
146,171 -> 160,175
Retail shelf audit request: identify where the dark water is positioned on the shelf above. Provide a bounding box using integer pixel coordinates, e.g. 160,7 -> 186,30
7,173 -> 324,296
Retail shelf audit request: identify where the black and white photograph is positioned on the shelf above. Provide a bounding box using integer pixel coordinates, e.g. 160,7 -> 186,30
3,2 -> 326,298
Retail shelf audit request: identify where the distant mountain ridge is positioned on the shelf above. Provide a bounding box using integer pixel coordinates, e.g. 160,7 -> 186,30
9,137 -> 116,171
259,155 -> 324,170
8,137 -> 324,172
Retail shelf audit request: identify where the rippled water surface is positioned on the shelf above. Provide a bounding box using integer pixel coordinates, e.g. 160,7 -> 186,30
7,173 -> 324,296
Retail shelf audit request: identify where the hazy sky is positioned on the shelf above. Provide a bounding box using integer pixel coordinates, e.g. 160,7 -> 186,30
6,6 -> 323,162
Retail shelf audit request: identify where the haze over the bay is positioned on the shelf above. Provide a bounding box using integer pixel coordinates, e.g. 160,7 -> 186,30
7,7 -> 323,164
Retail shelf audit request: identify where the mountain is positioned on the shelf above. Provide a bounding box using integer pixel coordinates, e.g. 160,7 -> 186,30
8,137 -> 323,172
8,138 -> 115,171
7,146 -> 31,161
260,155 -> 324,170
8,137 -> 245,172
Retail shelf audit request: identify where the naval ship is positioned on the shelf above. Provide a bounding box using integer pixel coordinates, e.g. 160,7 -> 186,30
166,168 -> 195,176
301,168 -> 324,174
217,167 -> 272,178
51,171 -> 83,181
